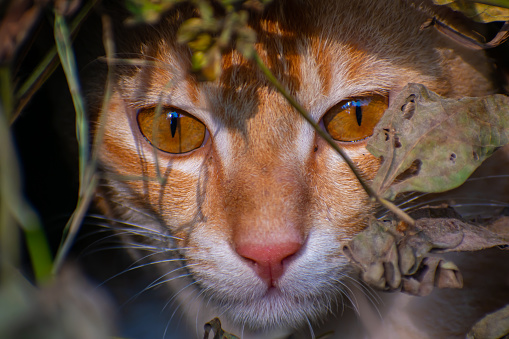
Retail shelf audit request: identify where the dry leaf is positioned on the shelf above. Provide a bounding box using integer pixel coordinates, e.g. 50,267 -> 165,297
203,318 -> 240,339
432,0 -> 509,22
343,209 -> 509,296
367,83 -> 509,200
467,304 -> 509,339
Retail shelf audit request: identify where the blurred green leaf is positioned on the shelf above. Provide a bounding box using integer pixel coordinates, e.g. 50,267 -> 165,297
125,0 -> 182,24
177,18 -> 206,44
0,94 -> 52,284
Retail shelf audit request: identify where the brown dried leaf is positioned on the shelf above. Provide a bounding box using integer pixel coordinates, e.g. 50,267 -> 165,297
467,304 -> 509,339
342,219 -> 402,290
343,210 -> 509,296
400,257 -> 462,296
203,318 -> 240,339
367,84 -> 509,200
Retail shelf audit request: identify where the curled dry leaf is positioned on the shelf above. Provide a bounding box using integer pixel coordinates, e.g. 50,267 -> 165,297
203,318 -> 240,339
342,208 -> 509,296
367,83 -> 509,200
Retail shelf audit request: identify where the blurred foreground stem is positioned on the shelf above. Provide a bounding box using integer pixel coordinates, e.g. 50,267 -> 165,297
52,13 -> 94,273
0,104 -> 52,284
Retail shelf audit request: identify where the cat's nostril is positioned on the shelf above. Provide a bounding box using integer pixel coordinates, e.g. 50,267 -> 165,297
235,242 -> 302,286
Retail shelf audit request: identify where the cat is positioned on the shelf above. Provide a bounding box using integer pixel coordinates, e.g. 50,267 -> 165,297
86,0 -> 509,338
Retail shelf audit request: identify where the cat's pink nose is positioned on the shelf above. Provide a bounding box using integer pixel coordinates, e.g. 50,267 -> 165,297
235,241 -> 302,286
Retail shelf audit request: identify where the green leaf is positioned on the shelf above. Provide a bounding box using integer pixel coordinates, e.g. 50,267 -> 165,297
367,83 -> 509,200
125,0 -> 180,24
431,0 -> 509,22
177,18 -> 205,44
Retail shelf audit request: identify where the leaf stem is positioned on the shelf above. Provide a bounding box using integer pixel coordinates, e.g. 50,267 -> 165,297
52,12 -> 93,273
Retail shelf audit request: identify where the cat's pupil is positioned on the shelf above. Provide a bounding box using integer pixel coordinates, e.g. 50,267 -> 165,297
341,99 -> 369,127
168,112 -> 179,138
355,103 -> 362,126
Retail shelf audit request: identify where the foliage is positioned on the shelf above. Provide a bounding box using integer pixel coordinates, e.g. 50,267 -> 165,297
367,83 -> 509,200
344,208 -> 509,296
431,0 -> 509,22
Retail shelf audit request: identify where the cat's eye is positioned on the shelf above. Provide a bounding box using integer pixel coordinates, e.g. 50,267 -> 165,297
323,95 -> 388,142
137,107 -> 206,154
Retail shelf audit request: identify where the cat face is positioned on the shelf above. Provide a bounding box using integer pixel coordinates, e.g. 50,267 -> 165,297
92,0 -> 495,336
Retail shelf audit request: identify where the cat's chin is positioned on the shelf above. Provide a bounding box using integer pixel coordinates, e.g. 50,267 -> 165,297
204,282 -> 339,332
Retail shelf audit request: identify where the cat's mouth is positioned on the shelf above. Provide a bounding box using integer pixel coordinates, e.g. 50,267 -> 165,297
188,230 -> 351,330
212,283 -> 337,332
263,285 -> 286,297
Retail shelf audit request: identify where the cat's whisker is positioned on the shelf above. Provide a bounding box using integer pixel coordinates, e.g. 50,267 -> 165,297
76,229 -> 170,259
121,247 -> 187,271
376,193 -> 509,220
306,316 -> 316,339
79,244 -> 160,257
344,275 -> 382,314
194,287 -> 207,339
122,265 -> 199,310
451,202 -> 509,208
464,174 -> 509,182
331,277 -> 360,317
87,224 -> 177,244
142,264 -> 198,292
174,282 -> 211,337
331,283 -> 345,316
240,321 -> 246,339
97,200 -> 161,221
401,197 -> 509,212
86,214 -> 164,233
98,258 -> 189,289
163,280 -> 203,336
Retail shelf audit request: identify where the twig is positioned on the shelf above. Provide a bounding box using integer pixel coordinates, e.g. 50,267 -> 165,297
252,52 -> 415,226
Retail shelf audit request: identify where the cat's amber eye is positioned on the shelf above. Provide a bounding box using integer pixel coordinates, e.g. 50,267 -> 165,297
323,95 -> 388,142
137,107 -> 206,154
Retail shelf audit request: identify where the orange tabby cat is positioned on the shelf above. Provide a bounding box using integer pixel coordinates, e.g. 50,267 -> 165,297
89,0 -> 509,338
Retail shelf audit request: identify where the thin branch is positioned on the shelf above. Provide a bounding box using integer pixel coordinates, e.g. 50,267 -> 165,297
252,52 -> 415,226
